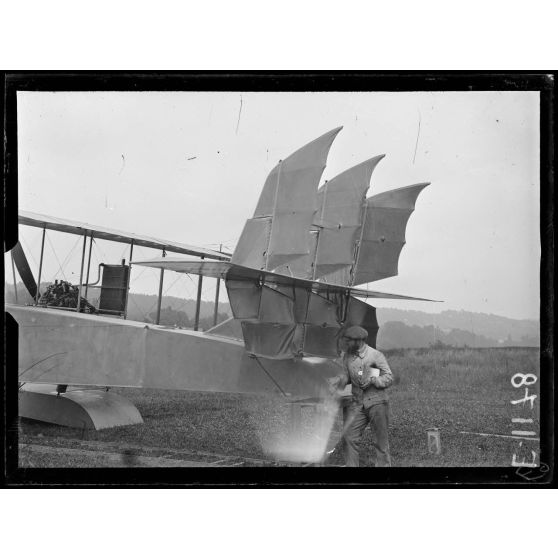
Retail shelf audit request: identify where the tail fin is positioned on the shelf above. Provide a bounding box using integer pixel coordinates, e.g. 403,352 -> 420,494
232,127 -> 342,271
352,182 -> 430,285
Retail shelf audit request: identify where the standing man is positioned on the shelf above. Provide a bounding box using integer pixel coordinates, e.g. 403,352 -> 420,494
329,325 -> 394,467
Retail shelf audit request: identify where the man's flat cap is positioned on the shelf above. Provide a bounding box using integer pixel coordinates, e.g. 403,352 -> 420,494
343,325 -> 368,339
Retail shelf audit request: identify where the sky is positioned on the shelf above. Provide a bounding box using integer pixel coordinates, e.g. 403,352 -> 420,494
10,90 -> 540,320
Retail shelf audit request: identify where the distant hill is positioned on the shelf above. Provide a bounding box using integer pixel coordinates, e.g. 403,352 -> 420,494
375,308 -> 539,348
125,292 -> 231,323
376,321 -> 538,350
5,281 -> 539,347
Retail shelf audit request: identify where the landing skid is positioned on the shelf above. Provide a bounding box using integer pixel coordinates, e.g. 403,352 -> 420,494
19,384 -> 143,430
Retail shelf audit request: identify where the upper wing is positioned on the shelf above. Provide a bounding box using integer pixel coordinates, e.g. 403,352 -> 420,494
19,210 -> 231,261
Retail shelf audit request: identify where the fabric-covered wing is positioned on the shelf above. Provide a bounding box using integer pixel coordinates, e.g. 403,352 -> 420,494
131,258 -> 435,301
19,211 -> 231,261
232,127 -> 342,271
133,257 -> 435,360
313,155 -> 385,282
229,217 -> 271,270
205,317 -> 244,340
271,229 -> 318,279
229,281 -> 380,359
227,281 -> 360,359
352,182 -> 429,285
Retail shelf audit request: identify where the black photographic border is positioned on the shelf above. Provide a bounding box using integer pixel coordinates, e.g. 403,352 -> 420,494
2,71 -> 554,487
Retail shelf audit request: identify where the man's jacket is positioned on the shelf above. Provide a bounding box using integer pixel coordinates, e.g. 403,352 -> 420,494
337,344 -> 393,408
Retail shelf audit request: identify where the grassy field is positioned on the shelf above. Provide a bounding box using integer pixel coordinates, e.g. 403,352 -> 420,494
17,347 -> 540,467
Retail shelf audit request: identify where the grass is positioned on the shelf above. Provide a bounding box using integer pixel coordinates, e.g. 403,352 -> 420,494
17,347 -> 540,467
383,347 -> 540,467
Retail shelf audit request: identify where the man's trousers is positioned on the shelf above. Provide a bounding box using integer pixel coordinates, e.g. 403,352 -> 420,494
343,401 -> 391,467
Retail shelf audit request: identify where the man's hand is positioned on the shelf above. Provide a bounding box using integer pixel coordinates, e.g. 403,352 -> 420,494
359,377 -> 379,390
358,378 -> 371,390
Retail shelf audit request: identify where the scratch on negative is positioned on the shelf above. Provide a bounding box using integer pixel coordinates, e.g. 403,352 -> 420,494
19,351 -> 68,378
235,95 -> 243,135
413,111 -> 422,165
23,363 -> 58,383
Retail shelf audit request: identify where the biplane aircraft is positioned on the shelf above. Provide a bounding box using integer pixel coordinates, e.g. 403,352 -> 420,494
7,126 -> 431,434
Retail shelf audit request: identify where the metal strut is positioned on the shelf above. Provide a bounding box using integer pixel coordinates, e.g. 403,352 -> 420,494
253,356 -> 288,397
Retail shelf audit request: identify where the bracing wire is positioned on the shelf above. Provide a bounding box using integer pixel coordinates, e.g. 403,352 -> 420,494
46,232 -> 70,282
118,242 -> 129,263
159,274 -> 190,314
138,274 -> 181,322
129,263 -> 150,283
161,272 -> 182,297
127,295 -> 153,323
19,234 -> 40,269
92,237 -> 109,264
47,232 -> 82,282
128,245 -> 162,284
